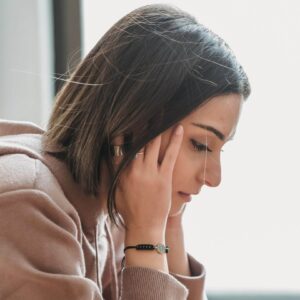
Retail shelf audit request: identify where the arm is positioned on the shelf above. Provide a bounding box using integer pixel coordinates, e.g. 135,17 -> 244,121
124,228 -> 168,272
104,218 -> 204,300
110,126 -> 199,299
109,126 -> 191,299
165,208 -> 207,300
166,222 -> 191,276
119,228 -> 189,299
0,189 -> 102,300
103,218 -> 189,300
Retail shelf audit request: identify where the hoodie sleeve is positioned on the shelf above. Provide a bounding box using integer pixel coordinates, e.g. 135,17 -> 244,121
103,219 -> 206,300
119,250 -> 206,299
170,253 -> 208,300
0,189 -> 191,300
103,222 -> 189,299
0,189 -> 103,300
120,266 -> 188,299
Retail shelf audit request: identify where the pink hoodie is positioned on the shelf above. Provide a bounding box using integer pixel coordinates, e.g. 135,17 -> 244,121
0,119 -> 207,300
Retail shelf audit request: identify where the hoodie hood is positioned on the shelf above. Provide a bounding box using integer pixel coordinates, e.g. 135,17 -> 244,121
0,119 -> 107,232
0,119 -> 45,160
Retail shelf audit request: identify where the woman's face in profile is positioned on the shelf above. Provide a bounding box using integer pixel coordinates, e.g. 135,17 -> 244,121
158,93 -> 243,217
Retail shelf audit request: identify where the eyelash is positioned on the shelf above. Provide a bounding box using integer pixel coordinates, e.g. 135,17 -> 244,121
191,140 -> 212,153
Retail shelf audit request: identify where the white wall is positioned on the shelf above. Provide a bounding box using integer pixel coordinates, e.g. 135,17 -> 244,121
82,0 -> 300,293
0,0 -> 54,128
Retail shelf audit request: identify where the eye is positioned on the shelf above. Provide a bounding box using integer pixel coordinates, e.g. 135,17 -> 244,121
191,139 -> 212,153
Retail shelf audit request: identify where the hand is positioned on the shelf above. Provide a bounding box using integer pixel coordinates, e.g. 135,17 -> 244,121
166,204 -> 186,232
165,204 -> 192,276
114,125 -> 184,233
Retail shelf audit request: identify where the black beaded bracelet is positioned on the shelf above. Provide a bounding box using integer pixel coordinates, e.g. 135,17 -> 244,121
124,243 -> 169,254
121,243 -> 169,269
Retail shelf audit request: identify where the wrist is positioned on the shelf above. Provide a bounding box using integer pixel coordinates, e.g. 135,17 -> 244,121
123,230 -> 169,272
165,224 -> 183,238
125,221 -> 167,233
166,217 -> 183,231
124,243 -> 169,254
125,228 -> 166,246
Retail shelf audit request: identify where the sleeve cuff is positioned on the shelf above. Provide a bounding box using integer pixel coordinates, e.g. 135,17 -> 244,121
170,253 -> 207,300
121,266 -> 188,299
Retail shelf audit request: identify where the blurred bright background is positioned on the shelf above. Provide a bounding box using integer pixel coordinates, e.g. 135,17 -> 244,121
1,0 -> 299,298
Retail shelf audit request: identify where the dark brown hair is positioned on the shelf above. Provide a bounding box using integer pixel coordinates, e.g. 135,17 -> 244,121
44,4 -> 251,227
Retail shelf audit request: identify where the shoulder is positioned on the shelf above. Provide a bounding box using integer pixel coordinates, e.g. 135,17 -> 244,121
0,153 -> 81,232
0,153 -> 63,198
0,153 -> 36,193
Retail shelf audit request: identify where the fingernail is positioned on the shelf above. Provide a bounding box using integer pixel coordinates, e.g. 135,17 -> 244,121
175,125 -> 183,135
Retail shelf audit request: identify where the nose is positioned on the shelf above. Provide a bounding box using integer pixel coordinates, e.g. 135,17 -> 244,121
196,153 -> 221,188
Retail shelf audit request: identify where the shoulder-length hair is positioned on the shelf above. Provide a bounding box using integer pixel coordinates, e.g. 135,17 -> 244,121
44,4 -> 251,227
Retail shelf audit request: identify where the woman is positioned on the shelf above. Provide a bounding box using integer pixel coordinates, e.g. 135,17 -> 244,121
0,4 -> 250,300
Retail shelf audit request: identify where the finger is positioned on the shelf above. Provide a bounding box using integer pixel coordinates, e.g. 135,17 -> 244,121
144,134 -> 162,168
160,125 -> 183,175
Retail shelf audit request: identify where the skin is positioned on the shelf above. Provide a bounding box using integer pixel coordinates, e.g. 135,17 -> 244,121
100,93 -> 243,275
159,93 -> 243,217
162,93 -> 243,275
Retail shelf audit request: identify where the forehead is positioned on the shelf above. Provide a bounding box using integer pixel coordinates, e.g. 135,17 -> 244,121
181,94 -> 243,138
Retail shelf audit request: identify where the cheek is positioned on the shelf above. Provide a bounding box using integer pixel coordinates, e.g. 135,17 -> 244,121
171,147 -> 192,186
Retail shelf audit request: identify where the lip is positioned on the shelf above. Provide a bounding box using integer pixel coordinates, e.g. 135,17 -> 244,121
178,191 -> 192,202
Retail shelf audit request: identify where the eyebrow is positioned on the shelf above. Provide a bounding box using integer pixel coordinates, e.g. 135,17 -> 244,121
191,122 -> 226,141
